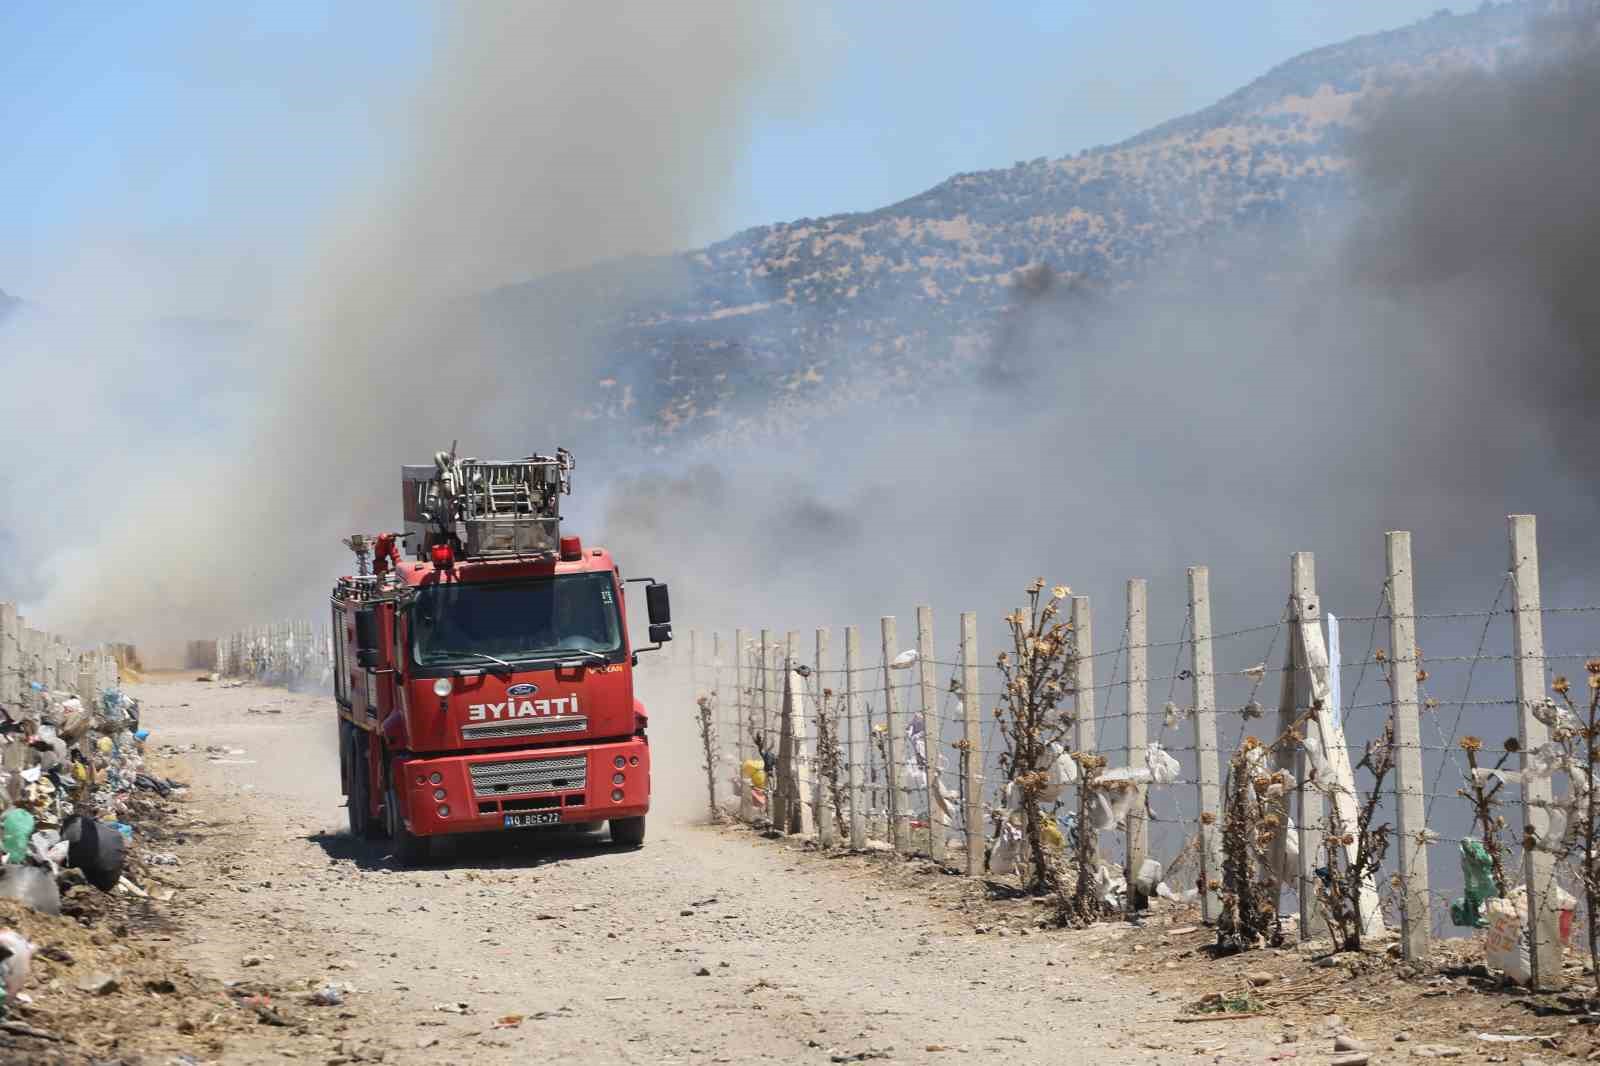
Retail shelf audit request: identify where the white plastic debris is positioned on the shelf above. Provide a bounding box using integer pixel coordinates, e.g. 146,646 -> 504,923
1484,898 -> 1532,984
989,820 -> 1024,878
889,649 -> 919,670
0,929 -> 34,999
1156,881 -> 1199,904
1145,743 -> 1181,785
1133,858 -> 1163,895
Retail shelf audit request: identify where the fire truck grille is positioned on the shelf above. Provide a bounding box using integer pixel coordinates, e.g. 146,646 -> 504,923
460,716 -> 587,741
467,754 -> 587,798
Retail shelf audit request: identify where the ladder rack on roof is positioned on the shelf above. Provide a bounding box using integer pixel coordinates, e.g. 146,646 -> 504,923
402,447 -> 573,560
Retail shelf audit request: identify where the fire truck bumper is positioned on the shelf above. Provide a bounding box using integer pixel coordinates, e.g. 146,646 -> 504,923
394,737 -> 650,837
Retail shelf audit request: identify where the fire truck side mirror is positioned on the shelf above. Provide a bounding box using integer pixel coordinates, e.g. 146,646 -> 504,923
354,607 -> 381,668
645,583 -> 671,627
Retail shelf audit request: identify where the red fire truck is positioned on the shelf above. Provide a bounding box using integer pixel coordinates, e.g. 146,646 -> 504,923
331,447 -> 671,865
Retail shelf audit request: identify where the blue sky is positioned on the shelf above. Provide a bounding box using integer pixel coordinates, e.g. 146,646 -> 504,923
0,1 -> 1459,307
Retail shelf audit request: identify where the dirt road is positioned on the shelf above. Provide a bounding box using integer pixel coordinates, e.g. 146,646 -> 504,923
132,674 -> 1281,1065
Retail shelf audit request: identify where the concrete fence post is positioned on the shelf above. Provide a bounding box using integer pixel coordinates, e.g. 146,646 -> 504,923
960,611 -> 983,876
881,616 -> 907,851
689,628 -> 699,696
1071,595 -> 1096,857
774,631 -> 800,833
845,625 -> 867,850
1291,552 -> 1327,941
1386,531 -> 1430,962
0,602 -> 17,709
1187,566 -> 1222,922
816,627 -> 835,846
1510,514 -> 1562,989
915,605 -> 942,862
1125,579 -> 1150,911
735,628 -> 751,821
759,628 -> 773,764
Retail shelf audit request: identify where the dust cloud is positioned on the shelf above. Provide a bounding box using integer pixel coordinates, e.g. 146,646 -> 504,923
0,2 -> 821,661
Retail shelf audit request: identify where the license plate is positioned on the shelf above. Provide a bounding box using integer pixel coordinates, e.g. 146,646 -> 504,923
504,810 -> 562,828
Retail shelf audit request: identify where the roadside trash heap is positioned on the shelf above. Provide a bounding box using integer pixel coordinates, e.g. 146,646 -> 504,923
0,677 -> 182,1016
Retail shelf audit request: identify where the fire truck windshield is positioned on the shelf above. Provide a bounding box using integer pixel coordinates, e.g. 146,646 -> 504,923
411,572 -> 623,669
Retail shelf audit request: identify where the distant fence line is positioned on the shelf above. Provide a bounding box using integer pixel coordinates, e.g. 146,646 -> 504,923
673,513 -> 1593,989
210,621 -> 333,688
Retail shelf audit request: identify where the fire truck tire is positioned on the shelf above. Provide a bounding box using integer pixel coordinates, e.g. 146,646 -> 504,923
386,780 -> 429,867
609,816 -> 646,848
343,725 -> 376,840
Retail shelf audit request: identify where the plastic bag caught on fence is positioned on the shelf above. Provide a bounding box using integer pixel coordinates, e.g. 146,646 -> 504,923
990,819 -> 1024,879
1145,743 -> 1181,785
1451,840 -> 1496,928
1084,781 -> 1139,831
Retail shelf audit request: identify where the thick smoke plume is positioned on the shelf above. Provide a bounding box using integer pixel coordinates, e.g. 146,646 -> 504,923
602,15 -> 1600,683
0,3 -> 816,658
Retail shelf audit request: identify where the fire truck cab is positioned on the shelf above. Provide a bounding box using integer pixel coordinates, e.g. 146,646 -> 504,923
331,447 -> 671,866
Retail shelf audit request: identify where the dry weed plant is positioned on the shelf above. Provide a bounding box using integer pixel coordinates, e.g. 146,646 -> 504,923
694,693 -> 720,821
1316,720 -> 1395,952
1217,737 -> 1286,953
1456,734 -> 1513,897
814,687 -> 849,840
1546,661 -> 1600,993
991,579 -> 1078,894
1061,752 -> 1114,925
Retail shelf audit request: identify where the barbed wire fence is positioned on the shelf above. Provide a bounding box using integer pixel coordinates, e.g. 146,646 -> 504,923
214,620 -> 334,689
677,515 -> 1594,986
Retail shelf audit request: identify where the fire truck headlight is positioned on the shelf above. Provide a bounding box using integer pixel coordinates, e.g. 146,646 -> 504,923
612,772 -> 625,786
437,804 -> 451,818
428,772 -> 443,785
611,789 -> 624,803
433,678 -> 452,698
433,788 -> 447,801
613,755 -> 625,769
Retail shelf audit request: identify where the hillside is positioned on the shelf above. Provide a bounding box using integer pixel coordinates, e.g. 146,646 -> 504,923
493,1 -> 1551,448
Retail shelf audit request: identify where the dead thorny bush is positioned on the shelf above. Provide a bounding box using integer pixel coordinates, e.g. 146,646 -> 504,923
1456,734 -> 1512,898
694,693 -> 720,821
1059,751 -> 1114,926
1217,736 -> 1286,954
814,687 -> 848,840
988,579 -> 1079,894
1546,660 -> 1600,995
1316,719 -> 1395,953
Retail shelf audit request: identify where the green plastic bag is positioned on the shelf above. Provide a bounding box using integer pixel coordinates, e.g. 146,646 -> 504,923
1450,839 -> 1496,928
0,808 -> 35,865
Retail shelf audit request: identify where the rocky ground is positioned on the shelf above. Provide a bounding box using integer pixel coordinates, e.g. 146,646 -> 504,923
8,673 -> 1583,1065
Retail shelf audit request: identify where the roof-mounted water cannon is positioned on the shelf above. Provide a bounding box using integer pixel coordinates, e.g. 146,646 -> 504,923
342,534 -> 371,577
402,445 -> 574,561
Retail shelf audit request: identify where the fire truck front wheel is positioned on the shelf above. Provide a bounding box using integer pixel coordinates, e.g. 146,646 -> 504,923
609,816 -> 646,848
385,780 -> 429,867
341,724 -> 377,840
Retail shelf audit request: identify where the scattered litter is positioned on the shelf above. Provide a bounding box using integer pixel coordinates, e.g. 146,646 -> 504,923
1475,1033 -> 1544,1043
307,981 -> 350,1006
75,972 -> 119,996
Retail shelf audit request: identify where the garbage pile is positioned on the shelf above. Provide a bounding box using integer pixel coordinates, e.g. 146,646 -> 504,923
0,677 -> 180,1016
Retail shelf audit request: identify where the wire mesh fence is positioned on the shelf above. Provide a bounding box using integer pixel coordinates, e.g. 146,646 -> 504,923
670,516 -> 1597,982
